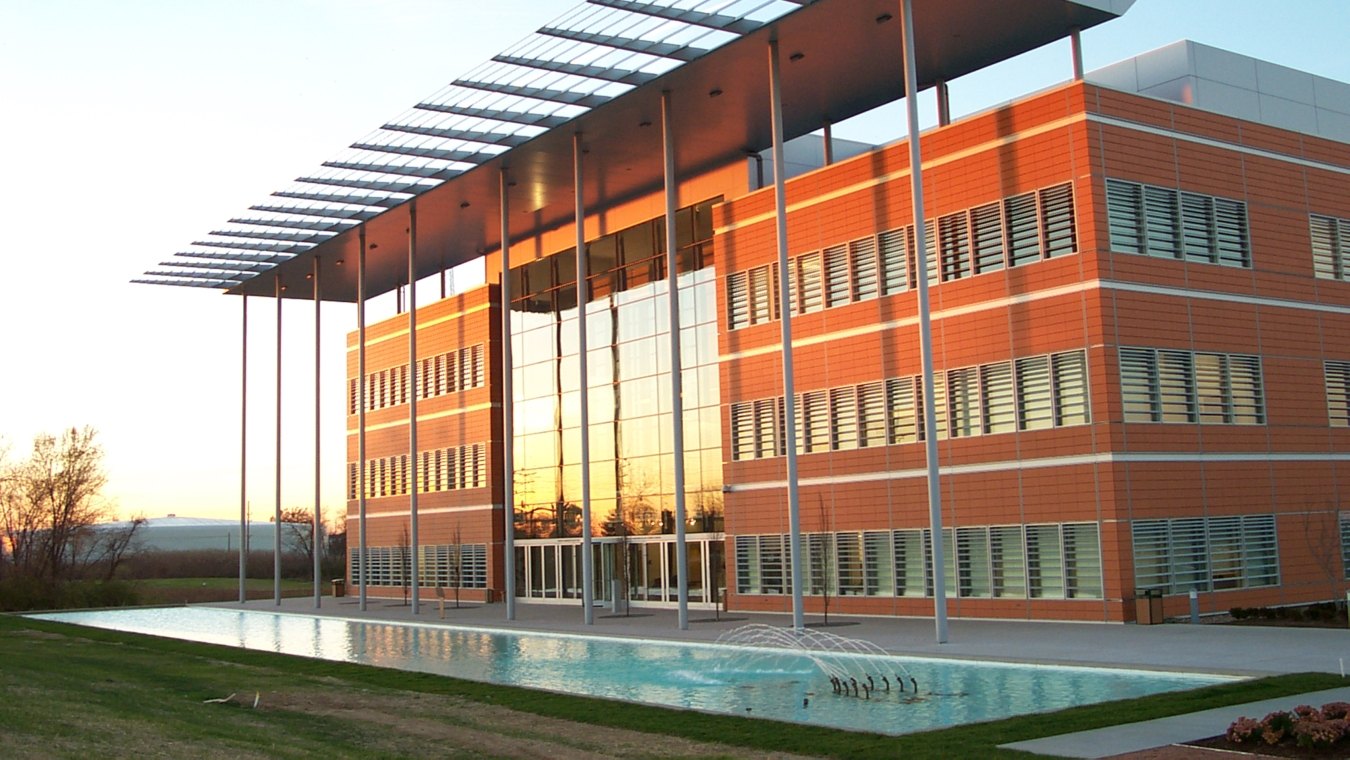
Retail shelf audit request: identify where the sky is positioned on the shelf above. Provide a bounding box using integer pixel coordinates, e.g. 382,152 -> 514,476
1,0 -> 1347,524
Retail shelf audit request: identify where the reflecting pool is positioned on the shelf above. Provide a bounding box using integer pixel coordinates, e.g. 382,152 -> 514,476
32,608 -> 1233,736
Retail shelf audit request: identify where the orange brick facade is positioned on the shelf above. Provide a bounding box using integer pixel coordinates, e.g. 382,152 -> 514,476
349,79 -> 1350,623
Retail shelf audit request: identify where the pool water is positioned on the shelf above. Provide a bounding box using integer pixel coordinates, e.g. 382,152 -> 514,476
32,607 -> 1233,735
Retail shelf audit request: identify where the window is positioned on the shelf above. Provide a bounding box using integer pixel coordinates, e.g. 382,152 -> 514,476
970,201 -> 1005,273
1341,514 -> 1350,581
1327,361 -> 1350,427
1005,191 -> 1042,265
796,252 -> 823,314
879,226 -> 912,295
1120,347 -> 1264,424
850,237 -> 879,301
824,244 -> 851,307
1131,515 -> 1279,594
1311,214 -> 1349,281
938,211 -> 971,281
748,264 -> 777,326
1106,179 -> 1250,267
729,350 -> 1090,460
735,523 -> 1102,600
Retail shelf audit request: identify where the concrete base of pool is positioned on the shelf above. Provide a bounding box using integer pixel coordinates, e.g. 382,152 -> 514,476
59,597 -> 1350,756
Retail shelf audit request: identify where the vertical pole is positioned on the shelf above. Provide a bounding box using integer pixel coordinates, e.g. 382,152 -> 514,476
1070,28 -> 1084,81
768,38 -> 805,632
408,203 -> 421,616
936,81 -> 951,127
313,258 -> 322,608
358,228 -> 369,611
240,295 -> 248,604
574,133 -> 595,625
901,0 -> 948,644
274,274 -> 283,607
500,168 -> 517,620
662,90 -> 689,630
822,121 -> 834,166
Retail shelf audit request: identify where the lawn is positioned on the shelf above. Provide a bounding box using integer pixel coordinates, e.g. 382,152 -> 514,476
132,577 -> 316,605
0,612 -> 1342,759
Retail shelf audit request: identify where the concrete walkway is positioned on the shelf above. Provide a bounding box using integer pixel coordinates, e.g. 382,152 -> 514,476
214,596 -> 1350,758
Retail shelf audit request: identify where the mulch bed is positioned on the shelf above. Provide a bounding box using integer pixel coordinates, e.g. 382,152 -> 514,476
1186,734 -> 1350,758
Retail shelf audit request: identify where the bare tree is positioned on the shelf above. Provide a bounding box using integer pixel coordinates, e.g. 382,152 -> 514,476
448,522 -> 463,609
398,523 -> 411,606
279,507 -> 317,570
1305,502 -> 1345,607
0,427 -> 139,581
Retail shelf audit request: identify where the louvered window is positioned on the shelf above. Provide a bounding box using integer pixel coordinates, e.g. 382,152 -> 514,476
1005,191 -> 1041,265
886,376 -> 918,444
915,371 -> 948,440
347,462 -> 358,500
894,529 -> 928,597
1122,347 -> 1263,426
1039,183 -> 1077,258
938,211 -> 971,281
748,264 -> 777,325
1016,355 -> 1053,431
863,531 -> 894,596
878,226 -> 911,295
1026,524 -> 1065,599
1107,178 -> 1249,267
857,381 -> 887,448
797,252 -> 823,314
830,386 -> 858,451
1132,515 -> 1278,594
805,533 -> 831,595
726,271 -> 749,329
730,402 -> 754,461
1341,515 -> 1350,580
982,362 -> 1016,433
947,366 -> 980,437
1052,350 -> 1090,426
1311,215 -> 1350,281
348,378 -> 359,415
753,398 -> 778,459
956,527 -> 991,597
800,390 -> 830,453
990,526 -> 1026,598
970,201 -> 1005,273
850,237 -> 879,301
1158,349 -> 1195,422
823,244 -> 851,307
1325,361 -> 1350,427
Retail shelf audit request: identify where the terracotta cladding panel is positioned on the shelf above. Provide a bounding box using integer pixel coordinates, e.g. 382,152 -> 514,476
1237,122 -> 1307,159
1119,463 -> 1207,517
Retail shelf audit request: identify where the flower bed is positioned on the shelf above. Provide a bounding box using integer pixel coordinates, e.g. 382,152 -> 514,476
1201,702 -> 1350,757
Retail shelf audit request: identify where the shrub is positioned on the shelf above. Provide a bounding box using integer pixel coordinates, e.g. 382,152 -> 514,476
1292,704 -> 1320,719
1292,716 -> 1342,750
1226,716 -> 1262,744
1261,711 -> 1295,745
1322,701 -> 1350,720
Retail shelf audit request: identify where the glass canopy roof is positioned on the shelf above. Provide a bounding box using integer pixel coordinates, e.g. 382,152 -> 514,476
134,0 -> 812,291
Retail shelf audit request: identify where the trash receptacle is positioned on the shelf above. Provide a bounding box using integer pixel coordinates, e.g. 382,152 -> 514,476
1135,588 -> 1163,624
332,579 -> 346,598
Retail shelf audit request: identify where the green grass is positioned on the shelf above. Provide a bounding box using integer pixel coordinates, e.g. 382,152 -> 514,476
132,578 -> 314,605
1,612 -> 1343,759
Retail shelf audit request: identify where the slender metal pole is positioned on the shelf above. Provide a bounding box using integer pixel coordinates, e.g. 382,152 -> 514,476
500,168 -> 517,620
274,274 -> 283,606
1070,28 -> 1084,81
239,295 -> 248,604
662,90 -> 690,630
358,228 -> 369,611
901,0 -> 948,644
768,38 -> 805,632
408,203 -> 421,615
822,121 -> 834,166
313,257 -> 322,608
573,133 -> 595,625
936,81 -> 951,127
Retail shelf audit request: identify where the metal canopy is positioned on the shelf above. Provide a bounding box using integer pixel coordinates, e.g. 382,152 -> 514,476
136,0 -> 1132,299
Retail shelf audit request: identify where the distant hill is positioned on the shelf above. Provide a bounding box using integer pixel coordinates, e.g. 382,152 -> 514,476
101,515 -> 283,553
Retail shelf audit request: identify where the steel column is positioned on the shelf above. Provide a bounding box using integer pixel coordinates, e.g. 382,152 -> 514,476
408,203 -> 421,615
274,274 -> 283,606
822,121 -> 834,165
313,257 -> 322,608
662,90 -> 690,630
500,168 -> 517,620
574,133 -> 595,625
901,0 -> 948,644
936,81 -> 951,127
239,295 -> 248,604
768,38 -> 805,632
1070,28 -> 1084,80
358,228 -> 369,611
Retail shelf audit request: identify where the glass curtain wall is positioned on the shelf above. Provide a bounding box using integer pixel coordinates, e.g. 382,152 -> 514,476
510,200 -> 724,605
